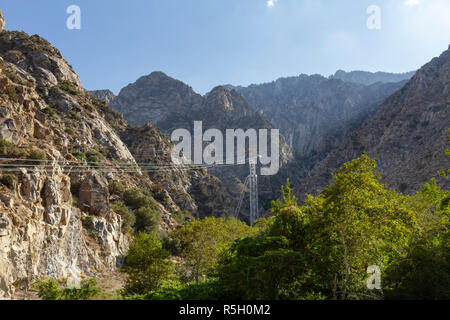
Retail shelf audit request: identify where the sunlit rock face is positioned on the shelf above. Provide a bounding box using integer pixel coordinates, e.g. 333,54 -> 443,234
0,10 -> 5,33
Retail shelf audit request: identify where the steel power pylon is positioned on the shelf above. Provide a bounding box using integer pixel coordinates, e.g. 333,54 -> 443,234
248,159 -> 259,226
234,158 -> 260,226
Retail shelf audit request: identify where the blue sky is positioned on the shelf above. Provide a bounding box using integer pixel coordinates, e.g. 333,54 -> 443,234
1,0 -> 449,94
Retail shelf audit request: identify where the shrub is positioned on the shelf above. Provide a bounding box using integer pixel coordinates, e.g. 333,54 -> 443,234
98,148 -> 109,157
139,279 -> 224,300
58,80 -> 78,95
60,279 -> 100,300
152,183 -> 166,202
4,71 -> 20,84
172,210 -> 192,225
70,111 -> 80,121
0,139 -> 13,155
5,86 -> 19,102
135,206 -> 161,234
111,201 -> 136,233
28,148 -> 47,160
43,106 -> 57,119
163,237 -> 182,256
122,232 -> 175,296
123,189 -> 158,210
33,278 -> 100,300
33,279 -> 60,300
86,151 -> 101,164
109,180 -> 126,196
72,150 -> 86,160
65,128 -> 75,135
0,174 -> 18,189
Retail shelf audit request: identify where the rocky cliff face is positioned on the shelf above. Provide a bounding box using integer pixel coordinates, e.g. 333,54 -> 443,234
120,124 -> 236,219
0,30 -> 134,296
228,74 -> 408,184
330,70 -> 415,85
295,46 -> 450,200
0,30 -> 227,296
88,89 -> 115,104
0,10 -> 5,33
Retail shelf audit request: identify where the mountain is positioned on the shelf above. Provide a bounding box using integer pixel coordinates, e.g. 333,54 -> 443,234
92,73 -> 294,219
227,74 -> 408,183
295,46 -> 450,200
330,70 -> 415,85
0,29 -> 233,297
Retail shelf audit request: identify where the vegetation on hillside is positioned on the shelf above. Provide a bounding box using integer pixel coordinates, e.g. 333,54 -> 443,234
34,154 -> 449,300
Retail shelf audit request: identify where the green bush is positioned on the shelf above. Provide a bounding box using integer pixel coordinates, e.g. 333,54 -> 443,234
123,189 -> 145,209
109,180 -> 126,196
65,128 -> 75,135
33,279 -> 60,300
72,150 -> 86,160
60,279 -> 100,300
58,80 -> 78,95
123,189 -> 159,210
28,148 -> 47,160
43,106 -> 57,119
152,183 -> 166,202
134,279 -> 224,300
0,139 -> 13,155
5,86 -> 19,102
4,71 -> 20,84
86,151 -> 101,164
111,201 -> 136,233
135,206 -> 161,234
69,111 -> 80,121
33,278 -> 100,300
122,232 -> 175,296
163,237 -> 182,256
0,174 -> 18,189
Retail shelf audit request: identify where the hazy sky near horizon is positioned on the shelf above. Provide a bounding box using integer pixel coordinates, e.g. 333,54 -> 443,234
1,0 -> 449,94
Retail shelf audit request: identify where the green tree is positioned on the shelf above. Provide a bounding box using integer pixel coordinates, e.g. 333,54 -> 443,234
215,236 -> 310,300
215,180 -> 320,300
122,232 -> 174,295
111,201 -> 135,233
384,179 -> 449,299
304,154 -> 418,299
171,217 -> 257,283
135,206 -> 161,234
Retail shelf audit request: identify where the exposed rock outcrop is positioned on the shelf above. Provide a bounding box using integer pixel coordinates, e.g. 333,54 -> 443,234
88,89 -> 115,104
121,124 -> 235,219
0,30 -> 134,296
0,10 -> 5,33
0,30 -> 205,296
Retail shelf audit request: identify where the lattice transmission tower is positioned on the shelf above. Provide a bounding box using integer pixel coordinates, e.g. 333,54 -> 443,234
234,157 -> 259,226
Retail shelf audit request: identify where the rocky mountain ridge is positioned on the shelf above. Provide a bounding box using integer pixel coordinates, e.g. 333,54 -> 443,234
91,73 -> 294,220
226,74 -> 409,185
330,70 -> 415,85
295,45 -> 450,199
0,28 -> 233,296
